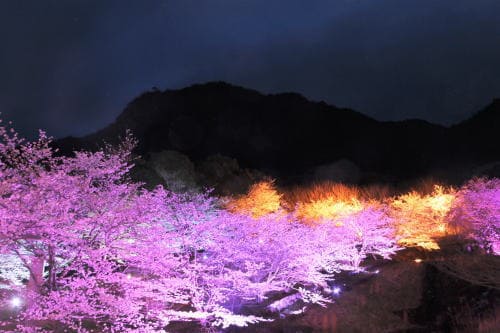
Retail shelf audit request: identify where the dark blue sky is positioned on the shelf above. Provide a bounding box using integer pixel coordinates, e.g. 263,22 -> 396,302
1,0 -> 500,138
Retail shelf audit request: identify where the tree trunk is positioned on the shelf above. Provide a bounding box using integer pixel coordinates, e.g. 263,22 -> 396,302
26,254 -> 44,328
47,245 -> 56,291
27,254 -> 44,293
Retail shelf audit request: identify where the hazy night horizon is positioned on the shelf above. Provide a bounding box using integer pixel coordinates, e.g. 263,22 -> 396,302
1,0 -> 500,138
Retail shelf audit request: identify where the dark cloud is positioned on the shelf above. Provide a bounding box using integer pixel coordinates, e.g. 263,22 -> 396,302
1,0 -> 499,138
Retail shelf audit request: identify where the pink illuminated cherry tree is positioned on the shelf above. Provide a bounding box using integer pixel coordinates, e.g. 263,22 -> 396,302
0,120 -> 401,332
0,125 -> 198,331
0,123 -> 282,331
449,178 -> 500,255
188,203 -> 399,316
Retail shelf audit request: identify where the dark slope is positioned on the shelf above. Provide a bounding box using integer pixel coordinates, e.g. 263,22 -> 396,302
54,82 -> 499,184
450,98 -> 500,163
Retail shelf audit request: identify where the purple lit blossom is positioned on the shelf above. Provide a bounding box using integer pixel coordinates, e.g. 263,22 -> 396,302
0,119 -> 498,331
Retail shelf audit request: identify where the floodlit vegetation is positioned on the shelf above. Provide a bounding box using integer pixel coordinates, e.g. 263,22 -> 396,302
295,197 -> 364,225
230,180 -> 497,253
0,121 -> 498,332
449,178 -> 500,254
225,180 -> 282,218
391,185 -> 456,250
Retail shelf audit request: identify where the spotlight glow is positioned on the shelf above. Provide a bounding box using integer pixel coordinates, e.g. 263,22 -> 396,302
332,287 -> 341,295
10,296 -> 22,308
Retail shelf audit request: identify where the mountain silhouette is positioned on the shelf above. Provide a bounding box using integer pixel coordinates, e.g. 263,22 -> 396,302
54,82 -> 499,185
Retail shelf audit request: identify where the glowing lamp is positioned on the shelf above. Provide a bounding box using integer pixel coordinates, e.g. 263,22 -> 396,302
414,258 -> 422,263
10,296 -> 22,308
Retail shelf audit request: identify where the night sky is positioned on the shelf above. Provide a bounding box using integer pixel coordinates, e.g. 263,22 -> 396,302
1,0 -> 500,138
